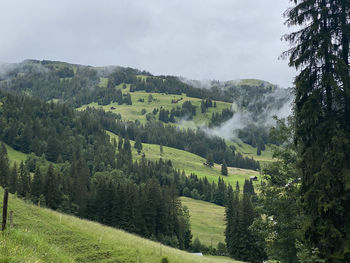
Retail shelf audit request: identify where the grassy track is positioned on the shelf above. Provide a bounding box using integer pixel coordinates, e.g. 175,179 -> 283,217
0,187 -> 242,263
180,197 -> 226,247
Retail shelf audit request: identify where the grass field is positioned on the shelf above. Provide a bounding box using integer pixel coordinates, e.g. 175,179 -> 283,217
78,87 -> 232,125
232,139 -> 274,165
107,131 -> 260,187
180,197 -> 226,247
0,187 -> 242,263
3,142 -> 29,164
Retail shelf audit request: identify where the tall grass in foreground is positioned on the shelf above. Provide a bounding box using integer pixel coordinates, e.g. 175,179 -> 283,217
0,187 -> 241,263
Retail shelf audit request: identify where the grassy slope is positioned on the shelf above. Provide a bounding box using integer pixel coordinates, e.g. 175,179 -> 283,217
0,187 -> 241,263
78,86 -> 232,125
4,142 -> 28,164
232,139 -> 274,166
80,80 -> 274,163
107,131 -> 260,187
180,197 -> 226,247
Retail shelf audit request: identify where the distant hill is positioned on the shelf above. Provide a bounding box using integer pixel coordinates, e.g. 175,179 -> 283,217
0,59 -> 283,161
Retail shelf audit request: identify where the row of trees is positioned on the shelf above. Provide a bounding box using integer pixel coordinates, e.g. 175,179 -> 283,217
0,92 -> 116,170
200,98 -> 215,113
158,101 -> 197,123
209,108 -> 234,127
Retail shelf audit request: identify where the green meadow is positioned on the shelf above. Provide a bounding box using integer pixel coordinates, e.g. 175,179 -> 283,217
0,187 -> 242,263
4,142 -> 28,164
78,86 -> 232,125
180,197 -> 226,247
107,131 -> 260,187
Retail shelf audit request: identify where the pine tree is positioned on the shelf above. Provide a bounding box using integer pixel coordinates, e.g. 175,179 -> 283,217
206,153 -> 214,167
71,157 -> 90,214
44,164 -> 61,209
201,99 -> 206,113
235,181 -> 240,193
31,166 -> 43,201
134,136 -> 142,154
221,160 -> 228,176
118,136 -> 123,151
45,131 -> 60,162
284,1 -> 350,260
9,162 -> 18,194
17,161 -> 30,197
243,179 -> 255,196
124,93 -> 132,105
225,187 -> 240,258
0,143 -> 10,187
123,137 -> 132,156
256,145 -> 261,156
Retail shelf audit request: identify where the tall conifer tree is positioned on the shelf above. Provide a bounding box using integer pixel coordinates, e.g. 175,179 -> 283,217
0,143 -> 9,187
284,0 -> 350,260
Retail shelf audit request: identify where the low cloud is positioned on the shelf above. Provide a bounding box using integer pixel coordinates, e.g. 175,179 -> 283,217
201,88 -> 293,140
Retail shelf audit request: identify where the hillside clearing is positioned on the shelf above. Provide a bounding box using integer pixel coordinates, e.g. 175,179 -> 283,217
107,131 -> 260,187
78,88 -> 232,125
180,197 -> 226,247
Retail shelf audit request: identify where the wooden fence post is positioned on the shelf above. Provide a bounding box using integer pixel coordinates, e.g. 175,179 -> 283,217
2,188 -> 9,231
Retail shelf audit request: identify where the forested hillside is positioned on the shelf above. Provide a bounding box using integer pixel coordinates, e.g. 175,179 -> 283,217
0,59 -> 291,153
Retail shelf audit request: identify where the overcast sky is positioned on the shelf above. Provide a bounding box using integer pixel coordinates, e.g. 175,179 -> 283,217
0,0 -> 295,87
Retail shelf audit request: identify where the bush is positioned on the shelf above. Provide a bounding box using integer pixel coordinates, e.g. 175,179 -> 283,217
191,237 -> 202,252
146,113 -> 155,121
190,189 -> 201,200
182,187 -> 191,197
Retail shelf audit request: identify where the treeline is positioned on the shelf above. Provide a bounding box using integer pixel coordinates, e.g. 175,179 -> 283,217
158,101 -> 197,123
128,75 -> 233,102
181,175 -> 227,206
0,143 -> 192,248
209,108 -> 234,127
86,108 -> 260,170
200,98 -> 215,113
0,92 -> 116,170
